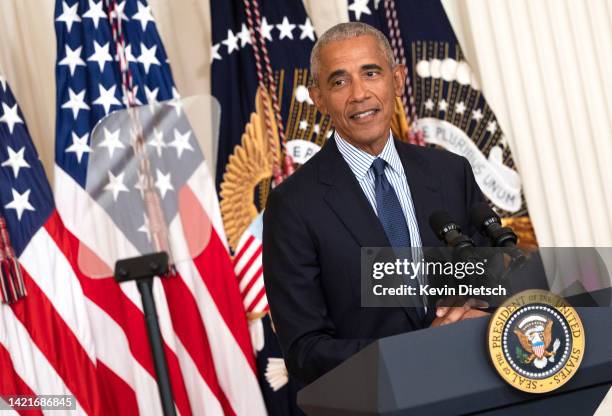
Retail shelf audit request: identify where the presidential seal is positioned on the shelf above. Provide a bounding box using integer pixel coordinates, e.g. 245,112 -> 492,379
487,290 -> 585,393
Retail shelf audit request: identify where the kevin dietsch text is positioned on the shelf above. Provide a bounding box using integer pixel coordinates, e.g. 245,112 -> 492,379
372,283 -> 507,297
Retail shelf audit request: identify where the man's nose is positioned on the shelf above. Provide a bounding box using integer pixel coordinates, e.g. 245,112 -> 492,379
349,78 -> 370,102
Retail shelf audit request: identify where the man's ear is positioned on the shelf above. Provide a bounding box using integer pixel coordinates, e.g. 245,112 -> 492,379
392,64 -> 407,97
308,85 -> 327,115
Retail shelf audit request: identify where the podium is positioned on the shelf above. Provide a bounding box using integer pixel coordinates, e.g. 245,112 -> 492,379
298,308 -> 612,415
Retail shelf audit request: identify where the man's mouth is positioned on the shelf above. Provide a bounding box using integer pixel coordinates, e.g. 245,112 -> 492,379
349,108 -> 380,120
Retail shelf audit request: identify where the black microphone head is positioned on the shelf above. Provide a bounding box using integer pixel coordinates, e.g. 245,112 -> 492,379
429,210 -> 460,239
470,202 -> 500,232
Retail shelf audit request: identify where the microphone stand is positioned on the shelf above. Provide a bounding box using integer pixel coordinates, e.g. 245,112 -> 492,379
112,103 -> 177,416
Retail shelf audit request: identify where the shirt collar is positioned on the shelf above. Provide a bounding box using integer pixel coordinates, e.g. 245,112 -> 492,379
334,130 -> 404,180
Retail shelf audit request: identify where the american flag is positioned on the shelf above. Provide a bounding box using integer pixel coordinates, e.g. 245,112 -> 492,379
211,0 -> 318,411
50,0 -> 266,414
0,73 -> 104,414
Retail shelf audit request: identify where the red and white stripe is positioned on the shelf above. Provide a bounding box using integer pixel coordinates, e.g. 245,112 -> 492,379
233,233 -> 268,315
0,223 -> 101,415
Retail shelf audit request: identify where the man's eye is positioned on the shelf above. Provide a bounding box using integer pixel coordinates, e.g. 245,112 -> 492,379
366,71 -> 379,77
333,79 -> 345,87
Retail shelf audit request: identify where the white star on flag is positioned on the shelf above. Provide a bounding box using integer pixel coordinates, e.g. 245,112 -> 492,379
424,98 -> 435,111
237,24 -> 252,47
472,108 -> 483,122
138,43 -> 161,73
259,17 -> 274,41
210,44 -> 222,63
455,101 -> 466,115
132,1 -> 155,31
348,0 -> 372,21
61,88 -> 90,119
88,41 -> 113,72
110,0 -> 129,22
138,213 -> 152,242
5,188 -> 35,220
82,0 -> 107,29
59,45 -> 86,76
299,120 -> 308,130
56,1 -> 81,32
155,169 -> 174,198
144,85 -> 160,104
104,171 -> 129,202
299,18 -> 315,41
93,84 -> 122,114
167,97 -> 183,116
487,120 -> 497,134
134,173 -> 147,198
1,146 -> 30,178
223,29 -> 240,54
438,99 -> 448,112
117,44 -> 138,64
148,128 -> 166,157
0,75 -> 6,91
0,103 -> 24,134
65,132 -> 92,163
98,127 -> 124,158
169,129 -> 194,158
276,17 -> 296,40
313,124 -> 320,134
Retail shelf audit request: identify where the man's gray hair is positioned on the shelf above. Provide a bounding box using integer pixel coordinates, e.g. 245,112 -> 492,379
310,22 -> 396,85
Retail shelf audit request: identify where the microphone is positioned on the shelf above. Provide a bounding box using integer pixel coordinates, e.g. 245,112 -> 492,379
428,211 -> 487,306
470,203 -> 526,270
470,203 -> 518,247
429,210 -> 474,251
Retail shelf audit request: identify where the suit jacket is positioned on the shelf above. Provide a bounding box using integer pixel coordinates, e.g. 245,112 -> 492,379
263,137 -> 485,384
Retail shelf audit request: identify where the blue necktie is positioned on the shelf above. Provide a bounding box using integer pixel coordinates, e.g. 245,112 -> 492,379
371,158 -> 411,247
372,158 -> 425,319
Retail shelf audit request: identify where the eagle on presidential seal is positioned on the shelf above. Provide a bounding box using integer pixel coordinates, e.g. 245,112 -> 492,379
514,315 -> 561,369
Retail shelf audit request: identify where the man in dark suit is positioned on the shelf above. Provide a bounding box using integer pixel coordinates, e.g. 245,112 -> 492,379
263,22 -> 487,384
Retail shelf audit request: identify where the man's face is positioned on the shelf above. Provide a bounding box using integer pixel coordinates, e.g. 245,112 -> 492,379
309,35 -> 405,151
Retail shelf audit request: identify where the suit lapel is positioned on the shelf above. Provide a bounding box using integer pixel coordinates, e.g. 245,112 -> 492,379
394,140 -> 442,247
319,138 -> 390,248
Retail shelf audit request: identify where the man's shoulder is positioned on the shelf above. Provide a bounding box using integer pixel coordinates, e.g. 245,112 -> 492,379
395,139 -> 468,170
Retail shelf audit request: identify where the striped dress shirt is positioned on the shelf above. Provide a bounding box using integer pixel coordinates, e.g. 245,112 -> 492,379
334,130 -> 422,248
335,131 -> 428,311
